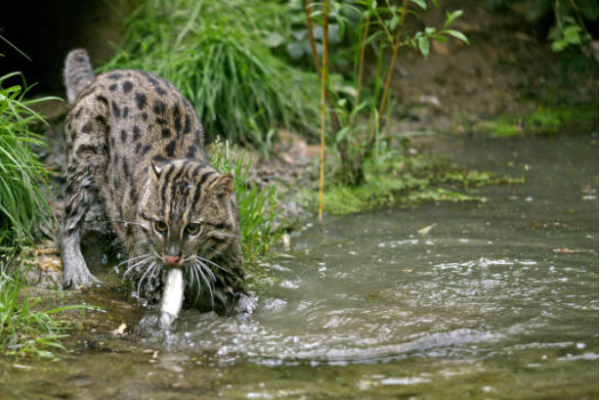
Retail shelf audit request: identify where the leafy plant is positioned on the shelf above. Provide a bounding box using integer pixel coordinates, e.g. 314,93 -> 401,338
209,140 -> 282,262
103,0 -> 321,145
304,0 -> 469,216
548,16 -> 591,52
0,72 -> 54,249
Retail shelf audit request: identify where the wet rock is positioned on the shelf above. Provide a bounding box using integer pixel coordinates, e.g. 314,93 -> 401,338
19,241 -> 63,290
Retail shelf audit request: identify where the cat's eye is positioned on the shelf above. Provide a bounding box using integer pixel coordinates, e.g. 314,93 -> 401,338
154,221 -> 168,233
185,223 -> 201,235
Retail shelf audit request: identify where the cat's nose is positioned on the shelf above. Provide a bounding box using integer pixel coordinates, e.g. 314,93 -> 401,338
164,255 -> 181,265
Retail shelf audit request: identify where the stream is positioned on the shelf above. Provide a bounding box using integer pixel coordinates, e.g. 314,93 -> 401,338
1,134 -> 598,399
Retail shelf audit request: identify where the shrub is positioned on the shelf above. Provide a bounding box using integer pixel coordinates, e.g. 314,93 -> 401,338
302,0 -> 468,218
103,0 -> 321,145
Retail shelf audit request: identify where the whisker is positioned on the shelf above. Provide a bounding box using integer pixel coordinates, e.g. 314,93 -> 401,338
195,255 -> 232,276
190,263 -> 202,305
122,259 -> 152,279
137,262 -> 157,298
195,262 -> 214,310
198,259 -> 216,282
123,256 -> 154,280
208,231 -> 241,239
110,220 -> 145,227
113,253 -> 152,270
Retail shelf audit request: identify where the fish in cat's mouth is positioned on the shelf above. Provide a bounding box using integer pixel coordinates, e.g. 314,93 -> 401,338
160,268 -> 185,329
156,256 -> 189,330
154,253 -> 223,329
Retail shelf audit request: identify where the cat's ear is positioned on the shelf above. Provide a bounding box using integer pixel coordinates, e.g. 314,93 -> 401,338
209,173 -> 234,201
149,162 -> 163,182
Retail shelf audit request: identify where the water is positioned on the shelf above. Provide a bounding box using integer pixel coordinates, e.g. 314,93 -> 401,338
1,135 -> 598,399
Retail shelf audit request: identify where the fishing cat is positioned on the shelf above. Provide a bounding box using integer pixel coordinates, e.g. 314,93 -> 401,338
61,49 -> 251,316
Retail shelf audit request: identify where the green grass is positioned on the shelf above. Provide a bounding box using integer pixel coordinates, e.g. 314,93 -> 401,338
476,105 -> 599,137
210,140 -> 282,262
296,153 -> 523,215
0,263 -> 94,357
103,0 -> 320,145
0,72 -> 54,248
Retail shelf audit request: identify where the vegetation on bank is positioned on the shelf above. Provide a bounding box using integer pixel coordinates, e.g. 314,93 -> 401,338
296,152 -> 524,215
0,72 -> 94,357
210,140 -> 282,263
299,0 -> 470,221
103,0 -> 321,144
0,263 -> 94,357
0,73 -> 53,249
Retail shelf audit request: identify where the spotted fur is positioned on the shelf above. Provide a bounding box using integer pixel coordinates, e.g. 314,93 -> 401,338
60,49 -> 250,315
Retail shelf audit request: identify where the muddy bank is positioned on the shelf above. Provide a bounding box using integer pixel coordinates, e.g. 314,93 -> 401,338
387,0 -> 598,135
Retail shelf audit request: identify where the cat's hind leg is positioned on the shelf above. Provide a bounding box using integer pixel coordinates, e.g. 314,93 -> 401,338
61,105 -> 109,289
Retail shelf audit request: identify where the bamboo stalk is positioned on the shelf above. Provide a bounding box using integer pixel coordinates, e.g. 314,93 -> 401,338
303,0 -> 321,77
318,0 -> 330,222
303,0 -> 341,135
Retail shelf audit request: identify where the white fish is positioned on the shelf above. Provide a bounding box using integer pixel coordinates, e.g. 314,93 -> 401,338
160,268 -> 184,329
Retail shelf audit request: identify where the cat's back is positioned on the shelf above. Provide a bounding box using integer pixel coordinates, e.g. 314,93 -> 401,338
95,70 -> 206,165
69,69 -> 207,170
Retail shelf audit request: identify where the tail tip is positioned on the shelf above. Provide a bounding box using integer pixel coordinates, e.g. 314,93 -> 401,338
66,49 -> 91,66
65,49 -> 94,105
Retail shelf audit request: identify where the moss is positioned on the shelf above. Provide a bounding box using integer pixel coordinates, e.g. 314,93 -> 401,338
478,120 -> 523,137
439,170 -> 525,186
476,104 -> 599,137
296,154 -> 520,215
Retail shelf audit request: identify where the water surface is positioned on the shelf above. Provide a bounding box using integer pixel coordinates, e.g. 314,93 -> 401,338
1,135 -> 597,399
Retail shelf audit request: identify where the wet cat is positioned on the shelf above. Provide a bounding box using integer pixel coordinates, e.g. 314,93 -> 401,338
61,49 -> 252,316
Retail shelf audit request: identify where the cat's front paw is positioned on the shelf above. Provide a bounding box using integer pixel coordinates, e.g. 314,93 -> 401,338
232,293 -> 256,317
62,258 -> 101,289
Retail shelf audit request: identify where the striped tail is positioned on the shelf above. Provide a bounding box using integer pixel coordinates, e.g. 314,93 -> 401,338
64,49 -> 95,105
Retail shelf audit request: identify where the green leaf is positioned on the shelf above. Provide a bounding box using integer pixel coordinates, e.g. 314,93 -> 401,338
563,25 -> 582,45
418,36 -> 430,59
444,10 -> 463,28
445,29 -> 469,44
411,0 -> 427,10
389,15 -> 399,31
336,126 -> 352,143
551,39 -> 568,52
425,27 -> 436,35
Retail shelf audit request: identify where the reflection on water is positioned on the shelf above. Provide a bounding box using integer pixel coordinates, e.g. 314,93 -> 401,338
1,136 -> 598,399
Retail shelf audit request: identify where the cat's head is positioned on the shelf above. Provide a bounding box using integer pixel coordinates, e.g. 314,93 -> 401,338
137,159 -> 239,267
